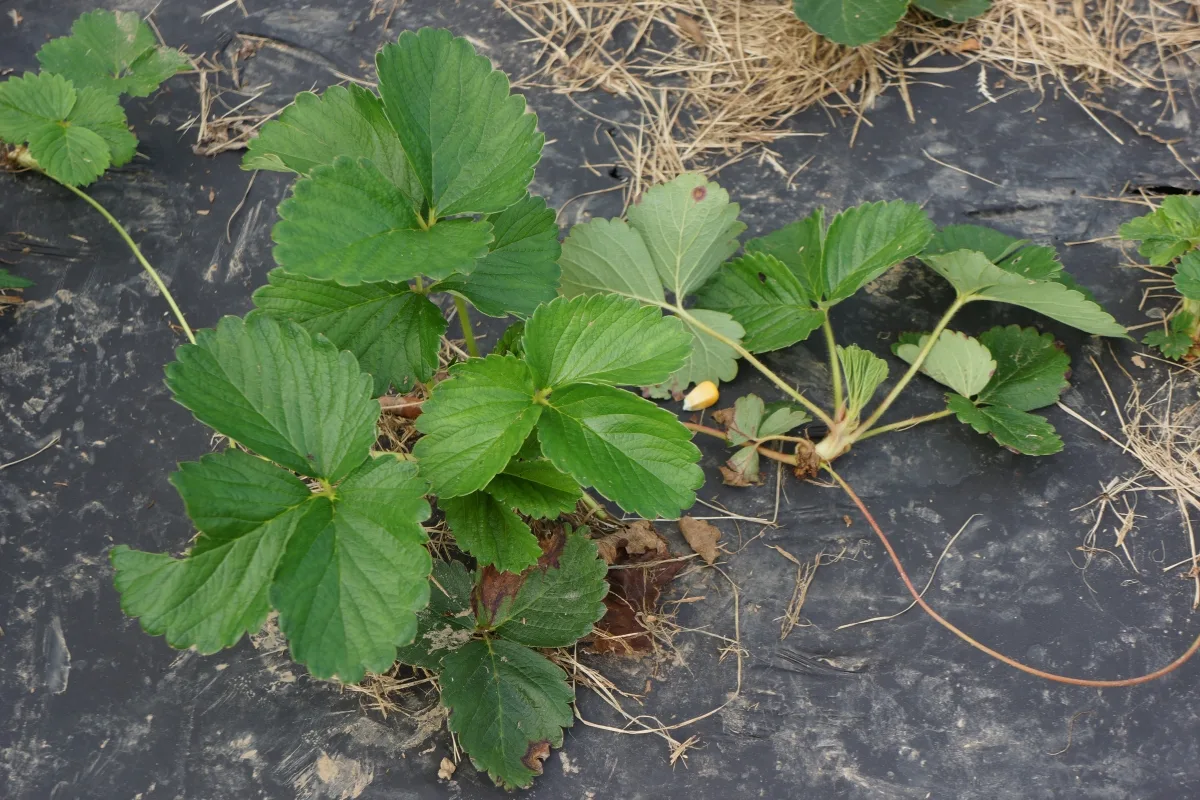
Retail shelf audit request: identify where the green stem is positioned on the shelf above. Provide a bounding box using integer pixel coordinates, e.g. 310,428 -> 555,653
453,295 -> 479,357
852,296 -> 969,438
676,307 -> 835,429
56,179 -> 195,344
854,408 -> 954,442
414,275 -> 425,293
579,490 -> 610,520
822,315 -> 844,419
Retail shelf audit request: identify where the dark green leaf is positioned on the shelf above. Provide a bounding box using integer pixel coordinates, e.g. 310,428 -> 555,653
1119,197 -> 1200,266
395,559 -> 476,670
648,309 -> 743,398
1143,311 -> 1197,359
976,325 -> 1069,411
441,492 -> 542,574
913,0 -> 992,22
744,208 -> 825,300
947,393 -> 1063,456
925,223 -> 1060,280
822,200 -> 933,303
0,268 -> 32,289
484,458 -> 582,519
492,321 -> 526,357
792,0 -> 909,45
1174,251 -> 1200,300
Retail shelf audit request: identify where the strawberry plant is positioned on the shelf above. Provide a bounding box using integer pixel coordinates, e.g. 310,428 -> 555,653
0,10 -> 193,339
1119,196 -> 1200,360
792,0 -> 992,47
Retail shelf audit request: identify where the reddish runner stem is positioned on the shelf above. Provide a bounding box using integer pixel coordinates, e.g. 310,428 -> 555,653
683,422 -> 798,465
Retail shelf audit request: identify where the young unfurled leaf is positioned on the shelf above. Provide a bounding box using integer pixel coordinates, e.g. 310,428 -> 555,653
474,530 -> 608,647
838,344 -> 890,417
1144,311 -> 1197,360
252,269 -> 445,396
271,457 -> 432,682
395,559 -> 476,670
441,492 -> 542,574
492,321 -> 527,358
413,355 -> 541,498
0,72 -> 136,186
0,268 -> 33,290
648,310 -> 743,399
484,458 -> 582,519
524,295 -> 691,388
36,9 -> 190,98
894,330 -> 995,399
792,0 -> 908,45
744,208 -> 826,300
822,200 -> 934,303
1118,197 -> 1200,266
537,383 -> 703,518
976,325 -> 1069,410
1174,251 -> 1200,300
947,393 -> 1063,456
693,251 -> 825,353
913,0 -> 992,22
441,639 -> 574,789
165,313 -> 379,482
428,195 -> 561,318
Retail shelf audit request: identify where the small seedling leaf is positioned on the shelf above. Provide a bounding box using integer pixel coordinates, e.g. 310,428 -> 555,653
395,559 -> 475,670
976,325 -> 1070,411
838,344 -> 890,417
441,492 -> 542,574
484,458 -> 583,519
894,330 -> 995,399
947,393 -> 1063,456
792,0 -> 909,45
0,269 -> 33,289
760,402 -> 812,437
822,200 -> 933,303
1118,197 -> 1200,266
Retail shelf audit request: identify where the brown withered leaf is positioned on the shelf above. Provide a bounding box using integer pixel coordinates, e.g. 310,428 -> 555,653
792,439 -> 821,480
679,516 -> 721,565
710,406 -> 736,427
522,741 -> 552,776
674,12 -> 707,46
594,520 -> 666,565
719,464 -> 755,487
589,522 -> 682,655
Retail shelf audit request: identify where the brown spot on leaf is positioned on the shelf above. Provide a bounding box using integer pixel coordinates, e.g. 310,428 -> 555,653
472,532 -> 567,626
710,406 -> 736,427
522,740 -> 552,775
679,517 -> 721,565
691,185 -> 707,202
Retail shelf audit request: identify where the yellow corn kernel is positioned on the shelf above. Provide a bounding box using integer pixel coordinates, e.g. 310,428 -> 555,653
682,380 -> 719,411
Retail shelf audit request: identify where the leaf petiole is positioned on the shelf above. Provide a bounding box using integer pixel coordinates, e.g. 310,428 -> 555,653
453,295 -> 480,357
853,408 -> 955,442
682,421 -> 799,466
822,315 -> 844,419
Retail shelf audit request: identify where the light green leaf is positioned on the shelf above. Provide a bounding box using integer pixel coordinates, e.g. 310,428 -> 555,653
441,492 -> 542,574
558,217 -> 665,305
413,355 -> 541,498
252,269 -> 445,396
272,457 -> 432,682
626,173 -> 745,299
838,344 -> 890,417
922,249 -> 1015,295
822,200 -> 933,303
272,156 -> 493,284
475,530 -> 608,647
1174,251 -> 1200,300
242,85 -> 421,202
1118,197 -> 1200,266
524,294 -> 691,389
693,251 -> 825,353
0,268 -> 32,289
537,383 -> 703,518
164,313 -> 379,482
894,331 -> 995,399
36,9 -> 189,98
1144,311 -> 1197,360
925,224 -> 1060,280
976,325 -> 1069,411
111,450 -> 325,654
726,394 -> 765,446
429,195 -> 561,318
377,28 -> 542,217
912,0 -> 992,22
759,402 -> 812,437
791,0 -> 908,46
484,458 -> 582,519
744,208 -> 825,300
395,559 -> 476,670
441,639 -> 574,789
947,393 -> 1063,456
650,309 -> 744,398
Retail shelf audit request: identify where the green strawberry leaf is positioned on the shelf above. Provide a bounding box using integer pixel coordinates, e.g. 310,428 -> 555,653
524,294 -> 691,389
894,330 -> 995,399
726,394 -> 766,445
413,355 -> 541,498
484,458 -> 582,519
164,313 -> 379,482
0,268 -> 33,289
271,457 -> 432,682
913,0 -> 992,22
925,224 -> 1060,280
723,443 -> 762,485
271,156 -> 493,284
493,321 -> 527,358
558,217 -> 665,304
441,638 -> 573,789
821,200 -> 933,304
838,344 -> 890,417
792,0 -> 909,45
648,309 -> 744,399
441,492 -> 542,574
252,269 -> 445,396
760,402 -> 812,437
947,393 -> 1063,456
395,559 -> 476,670
976,325 -> 1070,411
1143,311 -> 1197,359
428,195 -> 561,318
537,383 -> 703,518
36,9 -> 189,98
1174,251 -> 1200,300
1118,197 -> 1200,266
744,208 -> 825,300
376,28 -> 542,217
111,450 -> 323,654
693,251 -> 825,353
473,529 -> 608,647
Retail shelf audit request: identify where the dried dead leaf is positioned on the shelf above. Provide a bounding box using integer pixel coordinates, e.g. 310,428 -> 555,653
679,516 -> 721,565
675,12 -> 707,46
951,37 -> 982,53
719,464 -> 756,487
594,520 -> 666,564
437,757 -> 456,780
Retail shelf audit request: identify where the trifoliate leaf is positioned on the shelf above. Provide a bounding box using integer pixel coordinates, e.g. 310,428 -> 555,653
822,200 -> 933,303
271,457 -> 432,682
626,173 -> 745,299
1118,197 -> 1200,266
413,355 -> 541,498
441,492 -> 542,574
441,639 -> 573,789
484,458 -> 582,519
428,195 -> 561,318
0,269 -> 33,289
252,269 -> 445,396
557,217 -> 665,304
395,559 -> 476,670
1144,311 -> 1197,360
164,313 -> 379,482
0,72 -> 136,186
36,9 -> 189,98
913,0 -> 992,22
947,393 -> 1063,456
272,156 -> 493,284
838,344 -> 890,417
792,0 -> 908,45
693,251 -> 825,353
744,208 -> 825,300
894,331 -> 995,399
376,28 -> 542,217
650,309 -> 743,398
925,224 -> 1060,280
242,85 -> 421,201
524,294 -> 691,389
1174,251 -> 1200,300
474,530 -> 608,647
111,450 -> 324,654
976,325 -> 1069,411
537,383 -> 703,518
